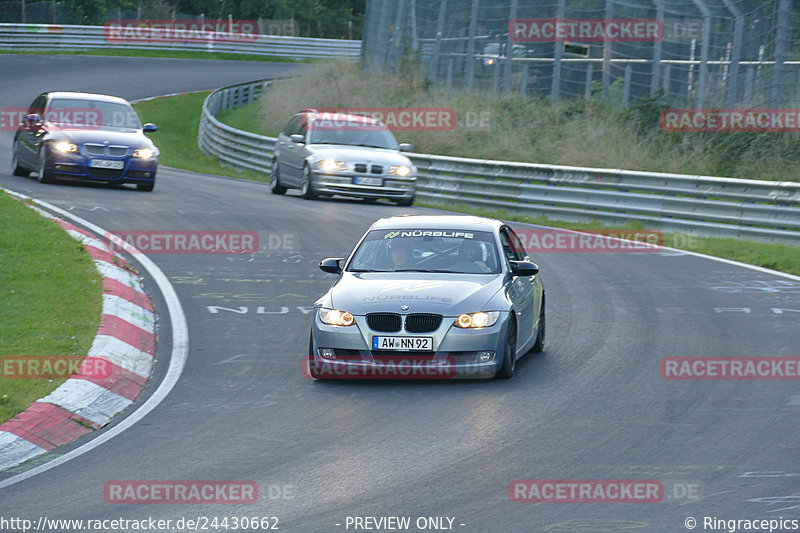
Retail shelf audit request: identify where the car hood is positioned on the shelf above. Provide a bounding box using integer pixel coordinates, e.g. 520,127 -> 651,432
324,272 -> 506,316
45,128 -> 154,148
307,145 -> 412,166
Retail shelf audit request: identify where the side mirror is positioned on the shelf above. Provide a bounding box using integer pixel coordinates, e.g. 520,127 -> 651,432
509,260 -> 539,277
143,123 -> 157,132
290,133 -> 305,144
319,257 -> 344,274
24,113 -> 42,128
398,143 -> 412,152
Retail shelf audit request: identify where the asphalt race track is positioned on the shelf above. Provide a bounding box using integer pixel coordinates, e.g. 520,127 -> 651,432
1,55 -> 800,533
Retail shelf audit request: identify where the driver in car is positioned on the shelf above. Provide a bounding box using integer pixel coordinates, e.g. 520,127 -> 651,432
451,240 -> 491,273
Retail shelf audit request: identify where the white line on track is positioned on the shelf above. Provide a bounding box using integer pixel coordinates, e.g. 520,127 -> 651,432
0,188 -> 189,489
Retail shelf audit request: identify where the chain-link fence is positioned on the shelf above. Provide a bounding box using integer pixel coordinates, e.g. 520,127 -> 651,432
362,0 -> 800,108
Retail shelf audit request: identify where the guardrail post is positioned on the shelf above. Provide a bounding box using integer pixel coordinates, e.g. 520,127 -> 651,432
720,0 -> 743,106
650,0 -> 664,96
429,0 -> 446,81
551,0 -> 565,102
601,0 -> 614,101
623,64 -> 632,105
492,62 -> 500,98
446,58 -> 453,90
464,0 -> 479,90
521,63 -> 528,96
771,0 -> 790,107
502,0 -> 518,97
585,63 -> 594,100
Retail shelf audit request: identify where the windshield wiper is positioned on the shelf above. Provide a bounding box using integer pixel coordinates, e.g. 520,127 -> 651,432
350,143 -> 390,149
392,269 -> 454,273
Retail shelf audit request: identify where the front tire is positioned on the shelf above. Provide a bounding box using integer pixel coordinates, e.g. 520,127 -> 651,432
37,146 -> 54,184
11,151 -> 30,177
395,195 -> 415,207
496,319 -> 517,379
300,165 -> 318,200
531,299 -> 546,353
270,159 -> 287,195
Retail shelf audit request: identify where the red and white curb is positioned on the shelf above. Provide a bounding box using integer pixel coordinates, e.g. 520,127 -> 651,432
0,211 -> 156,470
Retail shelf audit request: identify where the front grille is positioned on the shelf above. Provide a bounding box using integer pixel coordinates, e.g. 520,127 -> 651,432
354,163 -> 367,173
83,144 -> 129,156
108,145 -> 129,156
85,143 -> 105,156
370,164 -> 383,174
405,314 -> 443,333
366,313 -> 402,332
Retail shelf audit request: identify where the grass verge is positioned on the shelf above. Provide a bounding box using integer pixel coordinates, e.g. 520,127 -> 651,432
0,192 -> 103,424
132,92 -> 268,182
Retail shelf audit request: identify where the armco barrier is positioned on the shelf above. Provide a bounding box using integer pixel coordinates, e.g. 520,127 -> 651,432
197,80 -> 800,244
0,23 -> 360,60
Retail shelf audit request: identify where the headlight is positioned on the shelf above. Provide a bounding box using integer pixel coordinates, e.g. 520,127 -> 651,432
315,159 -> 347,172
54,141 -> 77,153
318,307 -> 355,326
389,165 -> 411,177
132,148 -> 155,159
455,311 -> 500,329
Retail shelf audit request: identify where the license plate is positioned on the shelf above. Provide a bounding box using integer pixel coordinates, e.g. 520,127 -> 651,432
90,159 -> 124,169
372,336 -> 433,351
354,176 -> 383,186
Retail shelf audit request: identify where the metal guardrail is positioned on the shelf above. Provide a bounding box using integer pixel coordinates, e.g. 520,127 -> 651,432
0,23 -> 361,59
198,80 -> 800,244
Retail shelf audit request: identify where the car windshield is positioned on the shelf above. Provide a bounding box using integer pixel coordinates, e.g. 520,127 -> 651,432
307,117 -> 398,150
45,98 -> 142,130
348,229 -> 501,274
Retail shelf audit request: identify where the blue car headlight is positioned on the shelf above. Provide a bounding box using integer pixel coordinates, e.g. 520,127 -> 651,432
132,148 -> 155,159
455,311 -> 500,328
54,141 -> 78,153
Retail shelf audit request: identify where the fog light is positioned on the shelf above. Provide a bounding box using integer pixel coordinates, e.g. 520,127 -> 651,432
476,351 -> 494,362
320,348 -> 335,359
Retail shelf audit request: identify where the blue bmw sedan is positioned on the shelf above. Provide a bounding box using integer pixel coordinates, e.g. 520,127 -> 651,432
11,91 -> 159,191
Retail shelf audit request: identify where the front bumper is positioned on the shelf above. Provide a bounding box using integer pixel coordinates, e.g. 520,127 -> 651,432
308,312 -> 510,379
47,152 -> 157,186
310,170 -> 416,200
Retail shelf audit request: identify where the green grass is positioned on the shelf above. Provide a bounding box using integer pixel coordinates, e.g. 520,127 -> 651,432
0,192 -> 103,424
0,47 -> 310,63
132,92 -> 269,182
